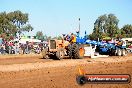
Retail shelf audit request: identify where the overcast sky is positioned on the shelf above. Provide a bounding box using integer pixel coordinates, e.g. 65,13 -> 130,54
0,0 -> 132,37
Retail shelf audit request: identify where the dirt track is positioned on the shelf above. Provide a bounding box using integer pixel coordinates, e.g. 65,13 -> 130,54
0,54 -> 132,88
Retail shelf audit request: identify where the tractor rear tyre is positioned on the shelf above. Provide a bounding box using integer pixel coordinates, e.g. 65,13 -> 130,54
72,43 -> 85,59
56,48 -> 65,60
67,44 -> 72,58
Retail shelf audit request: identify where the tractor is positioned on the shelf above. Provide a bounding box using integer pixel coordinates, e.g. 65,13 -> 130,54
97,40 -> 127,56
86,39 -> 127,56
85,37 -> 127,56
42,36 -> 85,60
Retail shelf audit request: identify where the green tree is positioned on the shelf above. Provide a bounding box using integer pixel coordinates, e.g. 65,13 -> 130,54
0,10 -> 33,41
52,35 -> 63,40
89,33 -> 97,40
7,10 -> 33,35
43,35 -> 48,41
36,31 -> 44,40
93,14 -> 107,34
121,24 -> 132,37
106,14 -> 119,37
47,36 -> 51,41
90,14 -> 119,40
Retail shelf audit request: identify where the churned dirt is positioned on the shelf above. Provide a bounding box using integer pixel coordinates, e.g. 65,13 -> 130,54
0,54 -> 132,88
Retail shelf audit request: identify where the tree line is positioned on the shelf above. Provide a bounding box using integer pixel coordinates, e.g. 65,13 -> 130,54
0,10 -> 132,41
0,10 -> 63,41
36,31 -> 62,41
0,10 -> 33,41
89,14 -> 132,40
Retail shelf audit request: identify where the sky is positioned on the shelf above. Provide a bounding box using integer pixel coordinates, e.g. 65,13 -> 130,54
0,0 -> 132,37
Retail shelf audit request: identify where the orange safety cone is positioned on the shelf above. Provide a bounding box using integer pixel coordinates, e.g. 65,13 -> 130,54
78,67 -> 85,75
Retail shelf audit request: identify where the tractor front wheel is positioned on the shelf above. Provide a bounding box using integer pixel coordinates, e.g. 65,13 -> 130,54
42,48 -> 49,59
56,48 -> 65,60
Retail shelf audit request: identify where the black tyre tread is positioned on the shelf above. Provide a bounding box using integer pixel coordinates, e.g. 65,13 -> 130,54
72,43 -> 84,59
67,44 -> 72,58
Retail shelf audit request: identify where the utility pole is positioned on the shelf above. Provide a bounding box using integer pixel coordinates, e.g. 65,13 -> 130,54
79,18 -> 80,33
76,18 -> 80,37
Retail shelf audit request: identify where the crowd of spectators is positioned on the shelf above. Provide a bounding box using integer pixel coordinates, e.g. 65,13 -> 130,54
0,40 -> 45,55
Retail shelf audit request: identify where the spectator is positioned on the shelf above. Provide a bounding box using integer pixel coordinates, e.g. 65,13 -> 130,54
8,42 -> 13,54
0,44 -> 1,54
1,44 -> 5,54
25,41 -> 30,54
1,44 -> 4,54
129,44 -> 132,53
